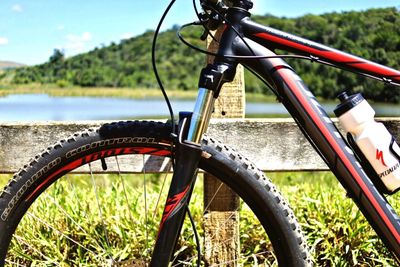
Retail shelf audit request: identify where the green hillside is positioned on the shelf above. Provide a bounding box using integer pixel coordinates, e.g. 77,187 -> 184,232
6,7 -> 400,102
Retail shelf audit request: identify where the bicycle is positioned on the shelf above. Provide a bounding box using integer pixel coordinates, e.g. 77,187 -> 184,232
0,0 -> 399,266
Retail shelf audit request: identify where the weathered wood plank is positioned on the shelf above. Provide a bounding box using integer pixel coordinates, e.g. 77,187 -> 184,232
0,118 -> 399,173
207,118 -> 400,171
0,121 -> 173,174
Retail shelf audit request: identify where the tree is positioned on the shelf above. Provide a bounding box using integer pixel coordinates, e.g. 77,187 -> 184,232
49,49 -> 65,64
8,8 -> 400,103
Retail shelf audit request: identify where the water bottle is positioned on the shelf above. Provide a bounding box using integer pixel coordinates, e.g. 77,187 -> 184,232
334,92 -> 400,193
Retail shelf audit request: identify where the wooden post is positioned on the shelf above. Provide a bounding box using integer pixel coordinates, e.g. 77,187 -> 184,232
203,23 -> 245,266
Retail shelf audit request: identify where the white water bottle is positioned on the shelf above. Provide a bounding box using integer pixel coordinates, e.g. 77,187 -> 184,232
334,92 -> 400,193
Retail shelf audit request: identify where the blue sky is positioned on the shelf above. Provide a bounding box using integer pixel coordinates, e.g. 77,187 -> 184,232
0,0 -> 399,66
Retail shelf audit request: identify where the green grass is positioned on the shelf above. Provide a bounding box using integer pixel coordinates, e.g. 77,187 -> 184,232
0,83 -> 277,102
0,172 -> 399,266
269,172 -> 400,266
0,84 -> 198,100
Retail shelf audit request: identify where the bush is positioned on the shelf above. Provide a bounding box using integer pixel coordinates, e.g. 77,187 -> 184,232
56,79 -> 69,88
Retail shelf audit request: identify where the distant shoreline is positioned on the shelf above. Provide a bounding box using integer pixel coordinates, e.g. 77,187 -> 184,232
0,84 -> 276,102
0,61 -> 26,70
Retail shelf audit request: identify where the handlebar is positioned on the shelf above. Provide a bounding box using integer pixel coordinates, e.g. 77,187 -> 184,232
201,0 -> 253,11
198,0 -> 253,37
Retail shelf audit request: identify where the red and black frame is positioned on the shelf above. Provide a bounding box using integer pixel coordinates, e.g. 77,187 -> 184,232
150,1 -> 400,265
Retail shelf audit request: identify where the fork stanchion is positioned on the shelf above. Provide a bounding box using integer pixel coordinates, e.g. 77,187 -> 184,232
204,24 -> 245,265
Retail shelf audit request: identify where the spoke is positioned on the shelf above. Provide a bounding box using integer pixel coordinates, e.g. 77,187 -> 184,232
142,155 -> 150,260
152,161 -> 172,220
9,234 -> 55,266
172,180 -> 265,266
44,194 -> 89,236
203,181 -> 240,243
26,212 -> 97,257
89,163 -> 116,264
44,185 -> 103,252
115,156 -> 136,229
67,175 -> 89,218
203,181 -> 224,213
182,194 -> 273,266
172,233 -> 273,266
170,234 -> 236,266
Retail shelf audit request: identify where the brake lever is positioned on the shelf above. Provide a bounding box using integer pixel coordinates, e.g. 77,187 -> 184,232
197,7 -> 226,41
200,30 -> 209,41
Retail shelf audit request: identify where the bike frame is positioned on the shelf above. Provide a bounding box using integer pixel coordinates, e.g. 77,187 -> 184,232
151,4 -> 400,265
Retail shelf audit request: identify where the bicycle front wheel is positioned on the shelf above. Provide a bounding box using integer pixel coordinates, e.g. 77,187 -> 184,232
0,120 -> 311,266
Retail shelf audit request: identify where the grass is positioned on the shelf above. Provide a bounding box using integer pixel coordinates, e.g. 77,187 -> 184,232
0,84 -> 198,100
0,172 -> 399,266
269,172 -> 400,266
0,83 -> 277,102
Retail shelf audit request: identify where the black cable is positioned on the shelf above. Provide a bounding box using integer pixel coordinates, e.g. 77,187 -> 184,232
178,23 -> 312,60
178,23 -> 400,87
192,0 -> 219,43
204,2 -> 257,55
188,2 -> 400,88
192,0 -> 202,23
186,205 -> 201,266
152,4 -> 203,264
152,0 -> 177,132
243,65 -> 279,96
190,1 -> 282,97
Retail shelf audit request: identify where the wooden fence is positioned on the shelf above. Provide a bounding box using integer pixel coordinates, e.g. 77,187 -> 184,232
0,119 -> 399,173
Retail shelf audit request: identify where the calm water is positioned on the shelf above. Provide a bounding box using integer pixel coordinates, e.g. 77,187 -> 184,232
0,94 -> 399,122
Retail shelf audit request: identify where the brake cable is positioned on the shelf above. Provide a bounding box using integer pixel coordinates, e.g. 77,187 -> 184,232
151,1 -> 202,265
151,0 -> 176,131
182,2 -> 400,88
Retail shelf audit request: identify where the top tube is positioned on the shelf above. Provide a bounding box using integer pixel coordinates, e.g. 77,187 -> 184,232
240,18 -> 400,86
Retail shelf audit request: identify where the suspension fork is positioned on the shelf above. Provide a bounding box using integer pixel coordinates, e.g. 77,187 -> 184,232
149,62 -> 236,266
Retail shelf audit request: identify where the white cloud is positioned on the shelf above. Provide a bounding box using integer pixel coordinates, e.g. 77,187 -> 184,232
0,37 -> 9,45
66,32 -> 92,42
121,32 -> 134,40
11,4 -> 23,12
81,32 -> 92,41
62,32 -> 92,55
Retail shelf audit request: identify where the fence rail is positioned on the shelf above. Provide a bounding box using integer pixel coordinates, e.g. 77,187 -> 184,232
0,118 -> 399,173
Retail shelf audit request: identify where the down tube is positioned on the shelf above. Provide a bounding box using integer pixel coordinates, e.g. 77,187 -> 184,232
239,43 -> 400,256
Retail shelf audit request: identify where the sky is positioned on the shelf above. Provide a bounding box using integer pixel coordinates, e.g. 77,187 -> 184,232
0,0 -> 399,66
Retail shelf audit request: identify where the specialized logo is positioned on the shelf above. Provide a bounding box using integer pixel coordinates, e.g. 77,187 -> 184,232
379,162 -> 400,179
376,149 -> 387,167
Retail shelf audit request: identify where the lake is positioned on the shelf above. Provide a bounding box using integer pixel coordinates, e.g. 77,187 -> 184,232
0,94 -> 399,122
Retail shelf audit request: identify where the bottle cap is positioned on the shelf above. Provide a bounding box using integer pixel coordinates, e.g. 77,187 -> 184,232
334,92 -> 365,117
